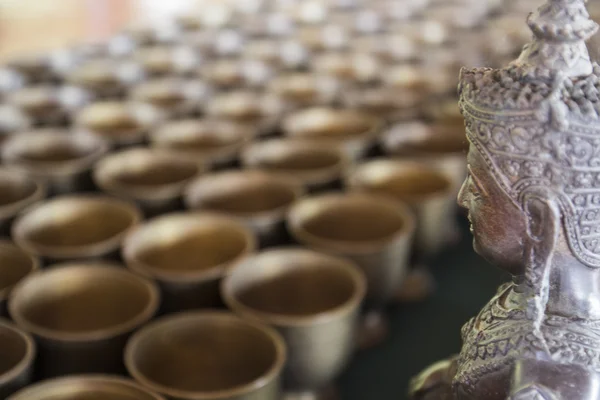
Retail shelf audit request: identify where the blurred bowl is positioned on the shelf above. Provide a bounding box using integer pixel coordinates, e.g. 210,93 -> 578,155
7,86 -> 90,127
150,119 -> 256,169
0,168 -> 46,235
2,128 -> 108,195
206,91 -> 286,137
241,138 -> 347,192
67,59 -> 144,99
269,73 -> 340,110
185,170 -> 303,247
130,77 -> 210,119
75,101 -> 163,148
125,311 -> 285,400
12,195 -> 142,264
123,212 -> 256,312
9,263 -> 159,378
94,148 -> 203,216
0,241 -> 38,317
0,318 -> 35,398
282,107 -> 383,161
8,375 -> 165,400
134,46 -> 201,78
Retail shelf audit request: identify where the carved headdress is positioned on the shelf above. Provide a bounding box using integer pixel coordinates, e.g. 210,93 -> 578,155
459,0 -> 600,268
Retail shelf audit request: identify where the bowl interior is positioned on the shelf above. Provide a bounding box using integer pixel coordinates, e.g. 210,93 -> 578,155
354,163 -> 451,200
252,143 -> 340,172
287,109 -> 375,138
13,266 -> 153,335
296,198 -> 406,242
80,102 -> 141,135
130,217 -> 250,272
0,323 -> 29,377
230,252 -> 358,317
0,243 -> 35,294
18,198 -> 136,248
130,315 -> 279,393
0,174 -> 37,208
189,175 -> 297,214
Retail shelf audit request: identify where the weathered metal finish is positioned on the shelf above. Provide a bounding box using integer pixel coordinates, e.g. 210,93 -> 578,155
410,1 -> 600,399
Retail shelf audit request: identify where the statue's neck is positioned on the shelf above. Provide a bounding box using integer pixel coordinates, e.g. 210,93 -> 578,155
515,252 -> 600,321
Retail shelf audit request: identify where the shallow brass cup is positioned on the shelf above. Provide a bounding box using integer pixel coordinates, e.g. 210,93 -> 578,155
123,212 -> 256,313
134,46 -> 200,78
288,193 -> 415,349
7,85 -> 90,127
381,121 -> 468,210
2,129 -> 108,195
8,375 -> 165,400
125,311 -> 286,400
241,139 -> 347,193
12,195 -> 142,265
8,263 -> 159,378
0,318 -> 35,398
283,107 -> 383,162
0,105 -> 32,142
6,54 -> 56,84
199,59 -> 274,90
185,171 -> 303,247
347,159 -> 454,254
343,86 -> 418,123
0,167 -> 46,235
94,148 -> 203,216
76,100 -> 163,148
205,91 -> 286,137
268,73 -> 340,110
0,240 -> 38,317
150,119 -> 256,169
312,52 -> 381,85
223,248 -> 366,400
130,77 -> 210,119
67,59 -> 144,99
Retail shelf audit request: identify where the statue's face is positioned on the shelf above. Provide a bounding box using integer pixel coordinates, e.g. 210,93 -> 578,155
458,146 -> 528,275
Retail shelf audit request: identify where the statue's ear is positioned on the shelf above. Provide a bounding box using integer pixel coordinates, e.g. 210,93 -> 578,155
522,194 -> 560,257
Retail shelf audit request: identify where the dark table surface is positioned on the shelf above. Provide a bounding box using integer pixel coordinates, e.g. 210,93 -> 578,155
338,219 -> 507,400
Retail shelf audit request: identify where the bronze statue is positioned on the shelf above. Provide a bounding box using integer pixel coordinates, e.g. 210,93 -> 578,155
409,0 -> 600,398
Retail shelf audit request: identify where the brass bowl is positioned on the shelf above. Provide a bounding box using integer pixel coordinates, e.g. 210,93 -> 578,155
130,77 -> 210,119
8,375 -> 165,400
268,73 -> 340,109
6,54 -> 56,84
123,212 -> 256,312
94,148 -> 203,216
287,193 -> 415,348
8,263 -> 159,378
7,85 -> 90,127
199,59 -> 274,90
185,171 -> 303,246
346,159 -> 454,256
125,311 -> 286,400
12,195 -> 142,264
0,318 -> 35,398
312,51 -> 381,84
381,121 -> 468,195
222,247 -> 366,398
0,105 -> 31,141
296,25 -> 350,52
0,240 -> 38,317
205,91 -> 286,137
0,167 -> 46,235
2,128 -> 108,195
66,59 -> 144,99
282,107 -> 383,161
75,100 -> 163,148
134,46 -> 200,77
241,139 -> 347,192
150,119 -> 256,169
342,86 -> 418,123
